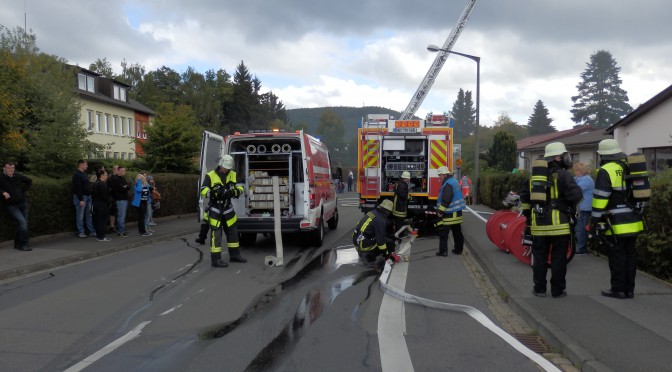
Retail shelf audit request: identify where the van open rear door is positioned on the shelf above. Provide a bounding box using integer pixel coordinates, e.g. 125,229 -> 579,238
198,131 -> 224,222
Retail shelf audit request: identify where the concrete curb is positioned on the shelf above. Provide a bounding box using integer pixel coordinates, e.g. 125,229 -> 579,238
463,207 -> 613,372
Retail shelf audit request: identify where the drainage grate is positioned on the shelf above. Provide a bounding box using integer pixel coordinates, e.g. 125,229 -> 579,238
511,333 -> 550,354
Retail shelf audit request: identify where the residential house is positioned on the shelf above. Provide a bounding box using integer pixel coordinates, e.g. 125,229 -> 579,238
516,126 -> 608,171
74,66 -> 154,160
606,83 -> 672,172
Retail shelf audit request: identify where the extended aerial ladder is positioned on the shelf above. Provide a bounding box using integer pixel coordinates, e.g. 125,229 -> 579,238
399,0 -> 479,120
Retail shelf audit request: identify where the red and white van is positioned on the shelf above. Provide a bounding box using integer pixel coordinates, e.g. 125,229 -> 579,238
199,130 -> 339,247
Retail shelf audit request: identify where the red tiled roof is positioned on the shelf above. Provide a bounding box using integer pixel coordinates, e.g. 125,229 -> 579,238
517,126 -> 596,150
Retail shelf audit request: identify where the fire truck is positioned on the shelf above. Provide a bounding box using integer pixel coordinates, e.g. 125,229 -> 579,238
357,113 -> 453,220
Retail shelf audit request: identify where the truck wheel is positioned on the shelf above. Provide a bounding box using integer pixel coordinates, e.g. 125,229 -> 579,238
240,233 -> 256,246
327,208 -> 339,230
310,216 -> 324,247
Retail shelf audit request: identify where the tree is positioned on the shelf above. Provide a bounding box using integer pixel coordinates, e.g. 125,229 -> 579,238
316,108 -> 345,152
141,103 -> 201,173
88,58 -> 115,78
527,100 -> 556,135
118,58 -> 146,97
492,112 -> 528,140
450,88 -> 476,140
487,131 -> 517,172
571,50 -> 633,128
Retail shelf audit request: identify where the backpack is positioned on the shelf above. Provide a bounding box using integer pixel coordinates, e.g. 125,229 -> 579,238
617,153 -> 651,213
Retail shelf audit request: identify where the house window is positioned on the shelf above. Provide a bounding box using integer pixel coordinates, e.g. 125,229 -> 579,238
143,132 -> 147,139
113,85 -> 120,100
86,110 -> 94,132
95,112 -> 101,132
106,151 -> 112,159
104,114 -> 110,133
86,76 -> 95,93
121,152 -> 126,160
78,73 -> 95,92
112,116 -> 118,135
127,118 -> 133,136
113,152 -> 119,159
120,116 -> 125,136
129,153 -> 134,160
571,153 -> 580,164
78,74 -> 86,90
643,147 -> 672,172
120,88 -> 127,102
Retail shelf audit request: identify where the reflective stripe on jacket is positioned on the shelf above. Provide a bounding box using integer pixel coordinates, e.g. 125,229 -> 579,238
352,209 -> 388,252
392,181 -> 409,218
592,161 -> 644,237
201,169 -> 242,228
436,177 -> 464,226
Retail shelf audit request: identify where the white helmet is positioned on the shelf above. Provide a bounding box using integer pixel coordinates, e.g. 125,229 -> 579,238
437,166 -> 451,175
544,142 -> 568,158
401,171 -> 411,179
596,139 -> 622,155
219,155 -> 234,170
379,199 -> 394,211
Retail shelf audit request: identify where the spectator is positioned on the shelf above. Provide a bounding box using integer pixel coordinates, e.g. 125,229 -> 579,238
347,170 -> 354,192
72,159 -> 95,238
146,174 -> 159,231
459,174 -> 472,205
132,174 -> 152,237
107,165 -> 119,233
109,165 -> 131,237
92,169 -> 112,241
0,161 -> 33,251
573,162 -> 594,255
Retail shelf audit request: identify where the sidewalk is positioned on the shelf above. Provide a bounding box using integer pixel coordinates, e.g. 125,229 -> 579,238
0,214 -> 199,282
462,205 -> 672,372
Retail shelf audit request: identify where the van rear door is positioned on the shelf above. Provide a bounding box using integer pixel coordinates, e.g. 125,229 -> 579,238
198,131 -> 225,222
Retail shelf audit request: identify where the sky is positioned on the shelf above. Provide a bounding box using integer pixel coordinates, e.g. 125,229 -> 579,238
2,0 -> 671,131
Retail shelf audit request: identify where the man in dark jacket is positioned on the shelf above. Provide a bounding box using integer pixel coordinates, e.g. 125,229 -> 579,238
519,142 -> 582,298
392,171 -> 410,233
0,161 -> 33,251
72,159 -> 95,238
108,165 -> 131,237
352,199 -> 395,262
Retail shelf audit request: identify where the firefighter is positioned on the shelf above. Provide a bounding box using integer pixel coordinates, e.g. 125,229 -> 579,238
200,155 -> 246,267
519,142 -> 582,298
392,171 -> 410,233
591,139 -> 645,299
435,166 -> 465,256
352,199 -> 395,262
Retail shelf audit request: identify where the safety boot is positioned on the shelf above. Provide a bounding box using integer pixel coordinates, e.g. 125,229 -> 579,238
211,253 -> 229,268
229,249 -> 247,263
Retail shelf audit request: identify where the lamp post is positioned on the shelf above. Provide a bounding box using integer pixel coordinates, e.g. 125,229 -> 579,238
427,44 -> 480,204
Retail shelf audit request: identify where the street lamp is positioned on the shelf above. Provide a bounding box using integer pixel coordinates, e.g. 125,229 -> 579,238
427,44 -> 480,204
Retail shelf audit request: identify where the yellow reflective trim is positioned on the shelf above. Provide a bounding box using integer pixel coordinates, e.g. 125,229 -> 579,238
608,221 -> 644,235
228,242 -> 240,248
226,214 -> 237,227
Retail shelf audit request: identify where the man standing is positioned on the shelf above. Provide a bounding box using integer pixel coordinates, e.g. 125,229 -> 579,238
200,155 -> 246,267
520,142 -> 582,298
392,171 -> 410,233
72,159 -> 95,238
352,199 -> 395,262
0,161 -> 33,251
459,174 -> 472,205
107,165 -> 119,233
591,139 -> 645,299
109,165 -> 131,237
435,166 -> 465,256
347,170 -> 354,192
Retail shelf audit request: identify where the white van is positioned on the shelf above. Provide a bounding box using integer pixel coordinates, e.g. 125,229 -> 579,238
198,130 -> 339,247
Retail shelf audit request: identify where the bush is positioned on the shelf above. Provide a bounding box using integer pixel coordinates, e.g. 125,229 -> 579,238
0,173 -> 198,241
478,172 -> 526,210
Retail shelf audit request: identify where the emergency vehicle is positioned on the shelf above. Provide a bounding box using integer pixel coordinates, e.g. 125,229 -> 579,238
199,130 -> 339,247
357,113 -> 453,221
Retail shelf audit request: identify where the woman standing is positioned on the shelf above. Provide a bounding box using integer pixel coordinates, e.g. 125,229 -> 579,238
132,174 -> 152,237
573,162 -> 594,255
92,169 -> 112,241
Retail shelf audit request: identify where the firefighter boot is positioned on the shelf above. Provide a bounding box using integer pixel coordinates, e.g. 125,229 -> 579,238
229,249 -> 247,263
211,253 -> 229,268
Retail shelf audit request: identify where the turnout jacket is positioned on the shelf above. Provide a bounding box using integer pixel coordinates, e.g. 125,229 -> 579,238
352,208 -> 389,252
519,161 -> 582,236
200,169 -> 243,228
436,176 -> 465,226
592,160 -> 644,237
0,171 -> 32,206
392,180 -> 409,218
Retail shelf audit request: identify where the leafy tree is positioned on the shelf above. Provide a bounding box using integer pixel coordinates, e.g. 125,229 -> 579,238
571,50 -> 633,128
527,100 -> 556,135
118,58 -> 146,97
486,131 -> 517,172
88,57 -> 115,78
141,103 -> 201,173
316,108 -> 345,152
450,88 -> 476,140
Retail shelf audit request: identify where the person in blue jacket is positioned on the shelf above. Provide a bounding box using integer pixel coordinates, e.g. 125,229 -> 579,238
131,174 -> 152,237
435,166 -> 465,256
572,162 -> 594,255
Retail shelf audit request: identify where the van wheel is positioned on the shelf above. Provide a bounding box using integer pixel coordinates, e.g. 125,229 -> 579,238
240,233 -> 256,246
327,208 -> 339,230
310,216 -> 324,247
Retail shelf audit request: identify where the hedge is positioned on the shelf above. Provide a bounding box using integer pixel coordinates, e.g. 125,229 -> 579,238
479,169 -> 672,282
1,173 -> 199,241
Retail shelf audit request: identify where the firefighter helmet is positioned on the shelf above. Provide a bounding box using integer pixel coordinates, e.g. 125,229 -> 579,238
437,166 -> 451,175
401,171 -> 411,179
544,142 -> 567,158
597,139 -> 622,155
379,199 -> 394,211
219,155 -> 234,169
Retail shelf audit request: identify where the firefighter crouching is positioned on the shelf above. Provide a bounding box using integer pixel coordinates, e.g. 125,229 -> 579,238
591,139 -> 646,299
392,171 -> 411,233
200,155 -> 247,267
352,199 -> 395,262
435,166 -> 465,256
519,142 -> 582,298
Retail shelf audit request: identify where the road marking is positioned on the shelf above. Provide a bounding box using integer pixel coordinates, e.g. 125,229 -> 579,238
159,304 -> 182,316
64,321 -> 151,372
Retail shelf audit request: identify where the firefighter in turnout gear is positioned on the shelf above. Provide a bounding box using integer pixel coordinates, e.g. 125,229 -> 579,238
200,155 -> 246,267
591,139 -> 645,299
352,199 -> 395,262
520,142 -> 582,298
435,166 -> 465,256
392,171 -> 411,233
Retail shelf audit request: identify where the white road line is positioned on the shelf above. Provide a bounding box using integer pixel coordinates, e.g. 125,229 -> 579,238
64,321 -> 151,372
378,246 -> 414,372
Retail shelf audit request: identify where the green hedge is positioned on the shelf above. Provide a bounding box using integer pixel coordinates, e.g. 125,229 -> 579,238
480,170 -> 672,282
0,173 -> 199,241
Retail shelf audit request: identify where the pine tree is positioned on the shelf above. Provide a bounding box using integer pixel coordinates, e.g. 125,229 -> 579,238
527,100 -> 556,135
571,50 -> 633,128
451,88 -> 475,140
487,131 -> 517,172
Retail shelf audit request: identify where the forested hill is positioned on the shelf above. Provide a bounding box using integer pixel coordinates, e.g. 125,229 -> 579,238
286,106 -> 406,140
